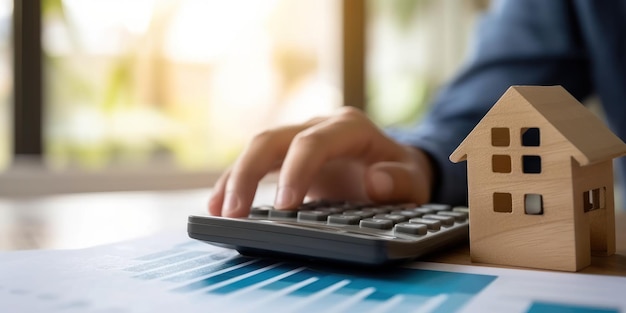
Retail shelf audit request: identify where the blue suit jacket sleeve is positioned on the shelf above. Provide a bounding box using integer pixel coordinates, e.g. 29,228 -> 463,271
388,0 -> 593,205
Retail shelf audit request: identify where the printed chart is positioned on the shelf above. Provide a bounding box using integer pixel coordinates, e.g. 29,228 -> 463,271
0,233 -> 624,313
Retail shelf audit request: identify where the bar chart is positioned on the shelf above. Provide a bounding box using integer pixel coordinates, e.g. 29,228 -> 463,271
122,240 -> 618,313
1,234 -> 623,313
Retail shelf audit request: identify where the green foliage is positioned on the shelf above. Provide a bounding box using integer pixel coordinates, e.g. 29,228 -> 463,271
368,0 -> 424,30
101,55 -> 135,114
42,0 -> 64,16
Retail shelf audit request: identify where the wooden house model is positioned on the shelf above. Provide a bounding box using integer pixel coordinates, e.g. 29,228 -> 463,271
450,85 -> 626,271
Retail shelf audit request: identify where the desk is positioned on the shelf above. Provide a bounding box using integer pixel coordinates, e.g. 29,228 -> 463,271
0,189 -> 624,276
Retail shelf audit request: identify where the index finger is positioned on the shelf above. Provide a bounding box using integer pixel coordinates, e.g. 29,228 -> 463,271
274,108 -> 405,209
221,118 -> 325,217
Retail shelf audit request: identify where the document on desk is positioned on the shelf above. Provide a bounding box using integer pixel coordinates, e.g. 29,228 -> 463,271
1,232 -> 624,313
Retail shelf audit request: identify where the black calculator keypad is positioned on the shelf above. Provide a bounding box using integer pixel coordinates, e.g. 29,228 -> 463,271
254,201 -> 467,236
189,200 -> 470,265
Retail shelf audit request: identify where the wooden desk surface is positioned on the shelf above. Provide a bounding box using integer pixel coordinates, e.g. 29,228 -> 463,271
0,189 -> 624,276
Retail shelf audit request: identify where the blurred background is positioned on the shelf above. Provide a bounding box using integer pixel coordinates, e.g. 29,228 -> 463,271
0,0 -> 488,196
1,1 -> 624,257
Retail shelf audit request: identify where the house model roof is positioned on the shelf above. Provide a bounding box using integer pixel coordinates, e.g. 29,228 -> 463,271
450,85 -> 626,166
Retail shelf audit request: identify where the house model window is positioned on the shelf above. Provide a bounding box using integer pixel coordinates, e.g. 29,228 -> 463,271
521,127 -> 540,146
522,155 -> 542,173
493,192 -> 512,213
491,128 -> 510,146
525,194 -> 543,215
583,187 -> 606,212
492,155 -> 511,173
521,128 -> 542,173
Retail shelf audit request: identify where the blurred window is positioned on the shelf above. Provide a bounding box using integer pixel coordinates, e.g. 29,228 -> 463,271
366,0 -> 486,126
43,0 -> 341,170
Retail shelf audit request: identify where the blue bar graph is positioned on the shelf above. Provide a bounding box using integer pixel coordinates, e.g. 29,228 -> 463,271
120,244 -> 623,313
2,238 -> 622,313
164,257 -> 253,283
171,259 -> 277,292
123,251 -> 207,272
210,263 -> 302,294
528,302 -> 619,313
160,251 -> 496,312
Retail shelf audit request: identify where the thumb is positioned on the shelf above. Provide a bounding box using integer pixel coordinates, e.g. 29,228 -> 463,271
365,162 -> 429,204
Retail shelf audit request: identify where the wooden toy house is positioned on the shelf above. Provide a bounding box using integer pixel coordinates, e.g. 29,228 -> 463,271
450,86 -> 626,271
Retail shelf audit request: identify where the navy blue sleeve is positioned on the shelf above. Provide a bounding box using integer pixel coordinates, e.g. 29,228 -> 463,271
388,0 -> 593,205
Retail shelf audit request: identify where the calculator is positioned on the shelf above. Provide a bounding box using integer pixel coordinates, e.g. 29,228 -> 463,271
187,201 -> 469,265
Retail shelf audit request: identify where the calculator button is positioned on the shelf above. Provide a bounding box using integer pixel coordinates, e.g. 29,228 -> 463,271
422,214 -> 455,227
437,211 -> 467,222
421,203 -> 452,212
374,214 -> 408,224
268,209 -> 298,219
327,214 -> 361,225
297,211 -> 331,221
391,210 -> 420,219
408,218 -> 441,231
343,210 -> 375,218
414,208 -> 435,215
394,223 -> 427,235
453,206 -> 470,214
359,218 -> 394,230
250,206 -> 273,217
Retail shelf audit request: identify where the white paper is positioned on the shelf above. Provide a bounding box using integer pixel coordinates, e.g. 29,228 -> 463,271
1,232 -> 624,313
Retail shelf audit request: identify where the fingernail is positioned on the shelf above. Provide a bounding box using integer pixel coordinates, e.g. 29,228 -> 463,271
371,170 -> 393,198
223,192 -> 241,216
275,186 -> 296,209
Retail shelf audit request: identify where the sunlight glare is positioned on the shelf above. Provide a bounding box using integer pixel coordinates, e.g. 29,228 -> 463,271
164,0 -> 277,63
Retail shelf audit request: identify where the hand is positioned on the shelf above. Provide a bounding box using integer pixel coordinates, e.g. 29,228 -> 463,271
208,107 -> 435,217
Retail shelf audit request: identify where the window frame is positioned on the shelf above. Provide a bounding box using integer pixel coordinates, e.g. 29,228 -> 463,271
13,0 -> 43,156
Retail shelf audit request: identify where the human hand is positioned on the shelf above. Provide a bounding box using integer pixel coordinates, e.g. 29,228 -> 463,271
208,107 -> 435,217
